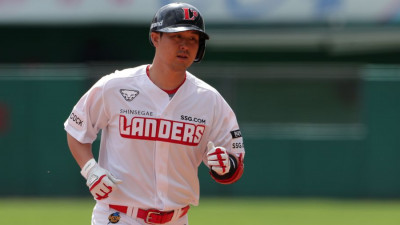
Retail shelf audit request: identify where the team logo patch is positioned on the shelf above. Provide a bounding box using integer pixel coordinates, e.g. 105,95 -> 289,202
108,212 -> 121,224
120,89 -> 139,102
230,129 -> 242,139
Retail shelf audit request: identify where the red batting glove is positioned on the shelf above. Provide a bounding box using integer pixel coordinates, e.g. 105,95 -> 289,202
207,141 -> 230,175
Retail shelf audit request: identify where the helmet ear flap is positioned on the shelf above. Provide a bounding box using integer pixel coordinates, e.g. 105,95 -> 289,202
194,39 -> 206,63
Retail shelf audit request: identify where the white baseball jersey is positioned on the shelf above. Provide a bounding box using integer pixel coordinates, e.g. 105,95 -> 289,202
64,64 -> 245,210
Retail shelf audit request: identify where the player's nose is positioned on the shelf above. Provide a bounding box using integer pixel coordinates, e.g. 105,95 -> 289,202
179,41 -> 189,50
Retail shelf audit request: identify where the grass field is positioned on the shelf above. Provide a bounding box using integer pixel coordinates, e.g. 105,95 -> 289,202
1,197 -> 400,225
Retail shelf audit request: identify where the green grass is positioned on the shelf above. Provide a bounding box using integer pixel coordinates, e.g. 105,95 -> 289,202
1,197 -> 400,225
0,198 -> 94,225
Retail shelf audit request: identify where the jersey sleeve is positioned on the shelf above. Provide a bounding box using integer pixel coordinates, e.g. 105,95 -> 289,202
203,94 -> 245,184
64,76 -> 110,144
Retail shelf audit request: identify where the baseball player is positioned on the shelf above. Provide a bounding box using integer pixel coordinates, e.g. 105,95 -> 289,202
64,2 -> 245,225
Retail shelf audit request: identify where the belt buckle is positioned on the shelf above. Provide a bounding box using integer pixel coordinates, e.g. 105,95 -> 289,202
145,211 -> 161,224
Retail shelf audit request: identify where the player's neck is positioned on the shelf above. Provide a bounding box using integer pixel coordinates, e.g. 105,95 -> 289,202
148,63 -> 186,91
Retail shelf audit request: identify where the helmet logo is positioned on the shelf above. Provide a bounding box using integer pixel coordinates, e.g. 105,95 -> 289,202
151,20 -> 163,29
182,8 -> 198,21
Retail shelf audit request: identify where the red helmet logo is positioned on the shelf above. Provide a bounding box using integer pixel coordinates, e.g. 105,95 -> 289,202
183,8 -> 198,20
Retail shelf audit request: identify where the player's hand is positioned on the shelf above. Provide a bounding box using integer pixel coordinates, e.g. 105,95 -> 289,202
81,159 -> 122,200
207,141 -> 230,175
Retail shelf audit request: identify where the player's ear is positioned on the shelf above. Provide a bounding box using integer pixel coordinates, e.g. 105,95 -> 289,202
150,32 -> 161,47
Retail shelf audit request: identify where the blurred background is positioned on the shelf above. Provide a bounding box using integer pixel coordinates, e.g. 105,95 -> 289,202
1,0 -> 400,200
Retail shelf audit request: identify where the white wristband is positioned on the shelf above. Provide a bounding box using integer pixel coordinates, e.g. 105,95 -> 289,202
80,158 -> 97,179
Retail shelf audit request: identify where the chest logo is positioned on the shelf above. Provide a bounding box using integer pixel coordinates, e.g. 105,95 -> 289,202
119,115 -> 205,146
120,89 -> 139,102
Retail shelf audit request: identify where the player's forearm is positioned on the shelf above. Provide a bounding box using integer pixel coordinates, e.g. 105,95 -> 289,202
66,133 -> 94,169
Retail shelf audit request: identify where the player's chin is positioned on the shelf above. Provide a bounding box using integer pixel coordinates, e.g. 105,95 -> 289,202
175,56 -> 193,67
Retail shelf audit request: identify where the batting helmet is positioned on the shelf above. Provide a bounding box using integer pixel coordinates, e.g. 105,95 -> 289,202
149,3 -> 210,63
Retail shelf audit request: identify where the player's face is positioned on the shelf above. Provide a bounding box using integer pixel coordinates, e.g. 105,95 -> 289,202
155,31 -> 199,69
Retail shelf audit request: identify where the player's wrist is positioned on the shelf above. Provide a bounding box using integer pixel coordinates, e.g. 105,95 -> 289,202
210,154 -> 244,184
80,158 -> 97,179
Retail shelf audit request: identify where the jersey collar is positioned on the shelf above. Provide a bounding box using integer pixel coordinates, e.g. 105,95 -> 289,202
146,65 -> 186,95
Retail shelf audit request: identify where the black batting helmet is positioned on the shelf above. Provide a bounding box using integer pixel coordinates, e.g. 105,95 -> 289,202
149,2 -> 210,63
